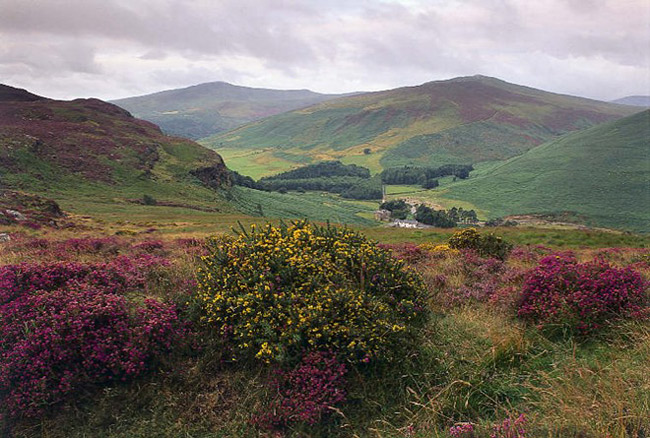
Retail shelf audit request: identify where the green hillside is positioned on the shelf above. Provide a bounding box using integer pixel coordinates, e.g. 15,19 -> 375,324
203,76 -> 639,178
0,84 -> 382,227
441,110 -> 650,232
112,82 -> 344,139
0,84 -> 233,211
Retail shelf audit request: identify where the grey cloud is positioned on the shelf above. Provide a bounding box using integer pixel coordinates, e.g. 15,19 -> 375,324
0,39 -> 100,74
0,0 -> 647,101
0,0 -> 318,64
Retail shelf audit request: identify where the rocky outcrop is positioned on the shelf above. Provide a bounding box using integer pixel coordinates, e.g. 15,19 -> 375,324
0,190 -> 65,227
191,163 -> 232,190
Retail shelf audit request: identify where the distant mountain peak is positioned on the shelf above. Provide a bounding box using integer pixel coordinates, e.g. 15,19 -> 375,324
611,95 -> 650,107
111,81 -> 345,139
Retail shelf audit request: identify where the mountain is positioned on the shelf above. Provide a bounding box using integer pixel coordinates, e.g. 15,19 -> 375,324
442,110 -> 650,232
111,82 -> 345,139
610,96 -> 650,107
202,76 -> 640,178
0,84 -> 231,211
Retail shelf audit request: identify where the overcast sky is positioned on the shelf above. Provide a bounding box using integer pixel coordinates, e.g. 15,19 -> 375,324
1,0 -> 648,101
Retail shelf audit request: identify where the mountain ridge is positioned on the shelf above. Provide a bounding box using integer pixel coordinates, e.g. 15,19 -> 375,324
202,75 -> 640,178
610,95 -> 650,107
111,81 -> 349,139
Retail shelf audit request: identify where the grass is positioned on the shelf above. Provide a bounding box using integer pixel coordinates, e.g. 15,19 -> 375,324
227,186 -> 378,226
216,147 -> 300,179
361,226 -> 650,248
2,228 -> 648,437
439,110 -> 650,232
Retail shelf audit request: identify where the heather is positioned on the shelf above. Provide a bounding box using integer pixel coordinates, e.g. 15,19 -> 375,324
0,227 -> 648,437
252,351 -> 348,430
0,241 -> 188,423
518,255 -> 647,334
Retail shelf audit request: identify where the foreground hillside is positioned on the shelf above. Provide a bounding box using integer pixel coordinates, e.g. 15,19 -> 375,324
203,76 -> 638,177
0,84 -> 232,211
440,110 -> 650,232
0,222 -> 648,438
112,82 -> 344,139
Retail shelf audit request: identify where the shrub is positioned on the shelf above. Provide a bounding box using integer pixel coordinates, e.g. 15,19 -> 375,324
252,351 -> 347,430
518,255 -> 647,334
0,258 -> 186,419
379,242 -> 427,264
449,423 -> 475,437
142,194 -> 157,205
418,242 -> 460,257
132,239 -> 166,253
195,221 -> 426,364
491,413 -> 527,438
448,228 -> 513,260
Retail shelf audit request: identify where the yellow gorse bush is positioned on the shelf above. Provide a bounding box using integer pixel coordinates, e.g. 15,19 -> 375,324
418,242 -> 460,255
196,221 -> 426,364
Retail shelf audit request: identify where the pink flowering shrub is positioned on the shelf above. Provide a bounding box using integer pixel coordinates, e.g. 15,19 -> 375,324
0,256 -> 185,420
8,237 -> 124,261
252,351 -> 347,431
518,255 -> 647,333
491,413 -> 527,438
0,254 -> 169,305
56,237 -> 122,255
132,239 -> 166,253
378,242 -> 427,264
449,423 -> 475,437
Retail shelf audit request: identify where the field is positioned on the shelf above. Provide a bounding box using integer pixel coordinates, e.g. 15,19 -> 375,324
1,211 -> 649,438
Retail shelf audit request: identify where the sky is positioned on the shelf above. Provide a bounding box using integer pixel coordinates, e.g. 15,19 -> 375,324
1,0 -> 648,101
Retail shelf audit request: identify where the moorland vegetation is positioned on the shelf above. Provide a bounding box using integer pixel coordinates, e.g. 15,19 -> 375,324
0,221 -> 647,438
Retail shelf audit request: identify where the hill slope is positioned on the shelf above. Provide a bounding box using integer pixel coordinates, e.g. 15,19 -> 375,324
203,76 -> 640,177
611,96 -> 650,107
442,110 -> 650,232
0,84 -> 232,211
112,82 -> 344,139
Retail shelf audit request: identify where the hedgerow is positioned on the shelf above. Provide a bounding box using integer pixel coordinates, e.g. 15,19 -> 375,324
195,221 -> 427,364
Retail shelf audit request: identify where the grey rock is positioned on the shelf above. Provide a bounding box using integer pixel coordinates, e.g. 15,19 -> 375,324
5,210 -> 26,221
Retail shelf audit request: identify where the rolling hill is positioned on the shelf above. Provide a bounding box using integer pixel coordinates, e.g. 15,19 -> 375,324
0,84 -> 232,211
611,96 -> 650,107
112,82 -> 345,140
440,110 -> 650,232
203,76 -> 640,178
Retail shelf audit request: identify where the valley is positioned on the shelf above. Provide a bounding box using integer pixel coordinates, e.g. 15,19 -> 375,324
1,76 -> 648,438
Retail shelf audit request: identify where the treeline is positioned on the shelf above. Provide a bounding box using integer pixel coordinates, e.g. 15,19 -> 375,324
262,161 -> 370,181
259,176 -> 367,194
229,161 -> 382,200
415,205 -> 478,228
379,199 -> 409,220
380,198 -> 479,227
380,164 -> 473,188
